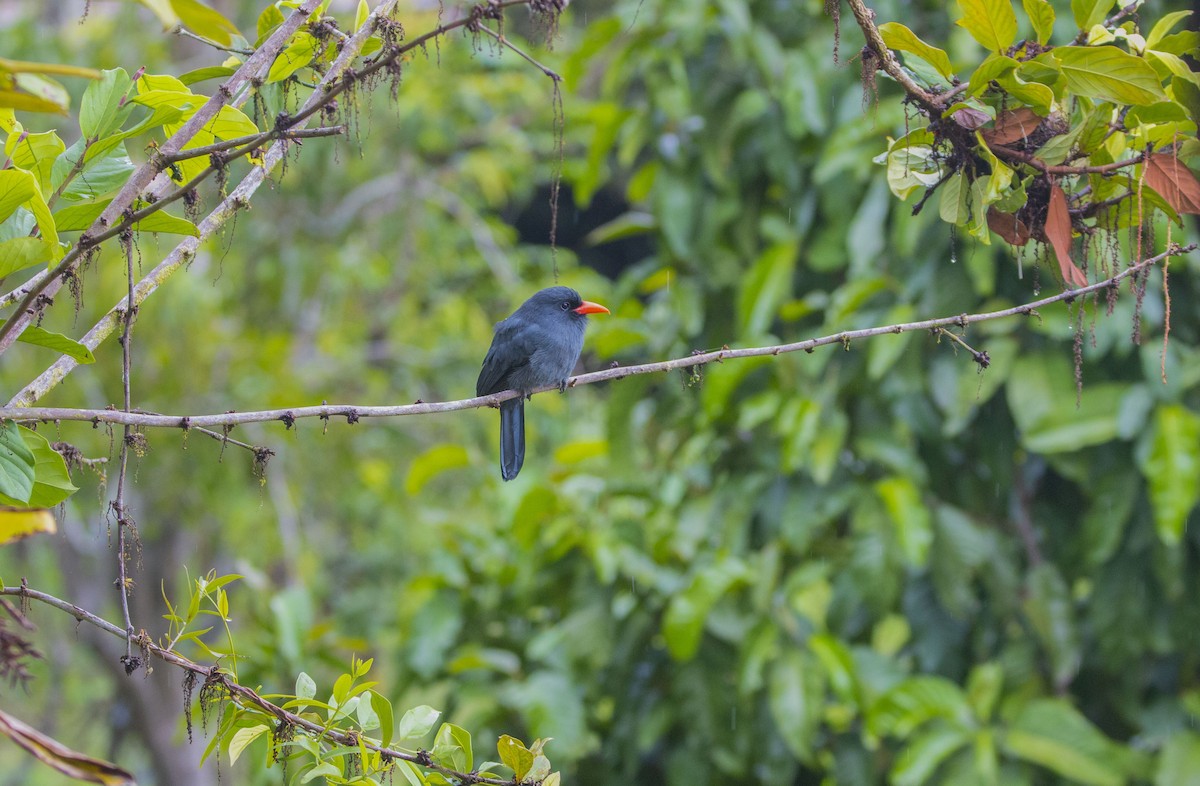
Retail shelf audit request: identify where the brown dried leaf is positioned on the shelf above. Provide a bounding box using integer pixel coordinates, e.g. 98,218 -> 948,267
981,107 -> 1043,146
0,709 -> 135,784
1143,153 -> 1200,215
952,106 -> 992,130
1045,184 -> 1088,287
987,208 -> 1032,245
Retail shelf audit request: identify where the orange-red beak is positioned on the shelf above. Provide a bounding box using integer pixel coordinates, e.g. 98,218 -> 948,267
573,300 -> 610,315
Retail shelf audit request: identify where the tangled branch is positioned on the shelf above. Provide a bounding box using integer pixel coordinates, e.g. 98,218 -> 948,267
4,244 -> 1191,428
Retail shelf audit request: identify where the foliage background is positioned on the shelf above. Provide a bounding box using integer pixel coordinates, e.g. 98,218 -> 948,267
1,0 -> 1199,784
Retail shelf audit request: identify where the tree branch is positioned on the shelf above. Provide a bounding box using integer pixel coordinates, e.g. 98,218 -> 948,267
0,584 -> 526,786
4,243 -> 1191,427
0,0 -> 324,355
843,0 -> 941,113
6,0 -> 547,407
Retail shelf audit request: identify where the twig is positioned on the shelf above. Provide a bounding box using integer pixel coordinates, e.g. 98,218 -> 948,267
160,125 -> 345,165
0,584 -> 525,786
173,26 -> 254,56
475,25 -> 561,81
990,146 -> 1149,176
112,232 -> 137,672
5,243 -> 1192,427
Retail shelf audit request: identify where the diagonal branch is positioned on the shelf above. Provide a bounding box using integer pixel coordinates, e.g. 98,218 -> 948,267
4,243 -> 1192,427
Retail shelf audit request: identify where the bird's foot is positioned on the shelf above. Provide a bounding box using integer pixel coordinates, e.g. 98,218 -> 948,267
558,379 -> 568,393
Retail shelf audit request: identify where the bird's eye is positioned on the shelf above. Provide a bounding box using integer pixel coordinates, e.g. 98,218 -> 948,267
561,301 -> 571,311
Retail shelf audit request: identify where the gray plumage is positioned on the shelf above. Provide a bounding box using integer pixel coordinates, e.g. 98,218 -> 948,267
477,286 -> 605,481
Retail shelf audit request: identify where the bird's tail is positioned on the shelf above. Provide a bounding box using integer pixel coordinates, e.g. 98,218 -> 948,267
499,398 -> 525,481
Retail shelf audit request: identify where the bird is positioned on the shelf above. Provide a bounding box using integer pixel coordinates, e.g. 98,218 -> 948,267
476,286 -> 609,481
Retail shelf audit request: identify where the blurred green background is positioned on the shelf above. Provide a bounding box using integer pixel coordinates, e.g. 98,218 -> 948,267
2,0 -> 1199,784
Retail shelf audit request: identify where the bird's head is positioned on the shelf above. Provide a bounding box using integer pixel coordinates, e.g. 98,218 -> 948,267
528,286 -> 610,321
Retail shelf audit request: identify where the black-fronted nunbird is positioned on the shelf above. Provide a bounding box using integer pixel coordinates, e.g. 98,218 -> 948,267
476,286 -> 609,481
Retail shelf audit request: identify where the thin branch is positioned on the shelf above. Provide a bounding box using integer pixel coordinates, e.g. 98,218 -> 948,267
4,243 -> 1192,428
475,25 -> 561,81
0,584 -> 526,786
160,125 -> 345,165
112,232 -> 137,670
173,26 -> 254,56
990,145 -> 1149,176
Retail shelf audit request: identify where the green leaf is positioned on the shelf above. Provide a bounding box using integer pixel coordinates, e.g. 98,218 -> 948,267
583,211 -> 656,246
52,138 -> 134,202
16,326 -> 94,365
179,66 -> 236,86
1022,564 -> 1080,688
1023,0 -> 1056,45
396,705 -> 440,741
295,672 -> 316,700
267,32 -> 319,83
0,73 -> 70,114
956,0 -> 1018,53
172,0 -> 242,47
869,676 -> 968,737
1003,699 -> 1124,786
965,663 -> 1003,721
54,199 -> 198,236
257,4 -> 285,43
373,692 -> 394,749
1005,353 -> 1126,453
1157,731 -> 1200,786
1147,10 -> 1193,48
1071,0 -> 1115,31
938,171 -> 969,224
808,633 -> 857,705
0,420 -> 36,505
738,239 -> 798,337
0,169 -> 36,226
404,445 -> 469,495
6,129 -> 65,196
879,23 -> 954,79
663,558 -> 747,660
301,762 -> 343,783
891,725 -> 972,786
875,476 -> 933,567
0,237 -> 53,278
497,735 -> 534,781
1139,404 -> 1200,546
356,691 -> 381,731
1052,46 -> 1167,106
227,724 -> 270,766
967,54 -> 1018,96
80,68 -> 131,138
768,650 -> 823,763
432,723 -> 472,773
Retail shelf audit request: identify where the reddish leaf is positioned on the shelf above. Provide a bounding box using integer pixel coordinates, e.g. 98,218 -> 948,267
987,208 -> 1032,245
981,107 -> 1043,146
1143,153 -> 1200,215
1044,184 -> 1088,287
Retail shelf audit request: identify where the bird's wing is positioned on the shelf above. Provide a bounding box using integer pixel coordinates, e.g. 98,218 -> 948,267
476,318 -> 543,396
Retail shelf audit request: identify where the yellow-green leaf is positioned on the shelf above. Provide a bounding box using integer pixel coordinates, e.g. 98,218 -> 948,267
17,326 -> 95,365
1071,0 -> 1116,31
1139,404 -> 1200,546
266,32 -> 319,83
172,0 -> 242,47
405,444 -> 469,495
879,23 -> 954,79
0,508 -> 56,545
956,0 -> 1018,53
6,129 -> 64,196
1023,0 -> 1056,45
227,724 -> 270,765
876,476 -> 933,567
0,237 -> 53,278
1052,46 -> 1167,105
